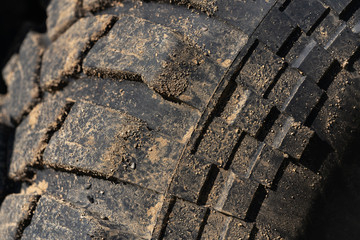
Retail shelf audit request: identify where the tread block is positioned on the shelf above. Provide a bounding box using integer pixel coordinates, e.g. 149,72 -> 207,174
168,155 -> 212,203
265,114 -> 315,159
231,135 -> 284,186
297,44 -> 334,83
169,0 -> 218,15
214,0 -> 277,34
162,199 -> 207,239
43,101 -> 183,193
239,42 -> 284,96
83,0 -> 115,11
72,78 -> 200,142
312,12 -> 345,47
284,0 -> 328,33
254,8 -> 296,53
83,15 -> 223,110
101,0 -> 249,69
8,94 -> 69,179
282,78 -> 323,122
285,32 -> 312,64
267,67 -> 304,110
36,169 -> 163,238
255,224 -> 284,240
2,32 -> 44,123
40,15 -> 116,90
207,170 -> 259,219
0,194 -> 38,239
257,162 -> 321,239
201,210 -> 253,239
327,26 -> 360,64
22,195 -> 139,240
220,85 -> 272,137
46,0 -> 79,40
2,54 -> 18,88
196,118 -> 242,167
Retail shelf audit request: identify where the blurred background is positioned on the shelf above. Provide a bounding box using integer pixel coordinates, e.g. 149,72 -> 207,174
0,0 -> 48,94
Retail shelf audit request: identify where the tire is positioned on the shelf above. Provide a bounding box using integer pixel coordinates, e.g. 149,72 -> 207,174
0,0 -> 359,239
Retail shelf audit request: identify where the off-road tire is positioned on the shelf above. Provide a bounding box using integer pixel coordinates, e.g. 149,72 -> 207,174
0,0 -> 360,239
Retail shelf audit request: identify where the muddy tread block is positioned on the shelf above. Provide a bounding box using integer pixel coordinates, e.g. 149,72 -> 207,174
214,0 -> 277,34
349,11 -> 360,33
322,0 -> 352,14
169,0 -> 218,15
83,15 -> 222,109
327,26 -> 360,65
196,118 -> 242,167
43,101 -> 183,193
284,78 -> 323,123
298,45 -> 334,83
254,8 -> 296,53
265,114 -> 315,159
72,78 -> 200,142
207,170 -> 259,219
2,32 -> 44,123
255,224 -> 284,240
83,0 -> 117,11
284,0 -> 328,33
313,70 -> 360,151
168,155 -> 212,203
36,169 -> 163,238
0,194 -> 38,240
1,54 -> 18,87
267,67 -> 304,110
231,135 -> 284,186
257,163 -> 321,239
101,0 -> 248,68
46,0 -> 80,40
201,210 -> 253,239
41,15 -> 116,90
312,12 -> 345,47
8,94 -> 69,180
221,85 -> 273,137
285,32 -> 312,64
21,195 -> 140,240
162,199 -> 207,239
239,43 -> 284,96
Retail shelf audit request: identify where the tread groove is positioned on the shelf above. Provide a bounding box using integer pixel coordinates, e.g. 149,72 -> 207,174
306,7 -> 330,36
317,60 -> 342,90
255,107 -> 281,142
37,101 -> 75,165
244,184 -> 267,222
195,208 -> 210,240
197,164 -> 220,205
14,195 -> 40,240
224,131 -> 246,170
339,0 -> 360,21
276,26 -> 302,58
279,0 -> 292,12
304,92 -> 328,127
263,62 -> 289,99
270,158 -> 290,191
158,197 -> 177,240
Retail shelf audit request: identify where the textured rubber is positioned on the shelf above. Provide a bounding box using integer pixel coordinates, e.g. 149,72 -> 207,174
0,0 -> 359,239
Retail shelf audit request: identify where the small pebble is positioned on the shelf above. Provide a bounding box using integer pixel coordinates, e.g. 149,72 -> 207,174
130,162 -> 136,169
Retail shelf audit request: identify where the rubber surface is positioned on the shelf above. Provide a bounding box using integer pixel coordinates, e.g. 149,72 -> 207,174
0,0 -> 360,239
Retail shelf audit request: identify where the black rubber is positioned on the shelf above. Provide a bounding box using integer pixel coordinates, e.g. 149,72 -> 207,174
0,0 -> 359,239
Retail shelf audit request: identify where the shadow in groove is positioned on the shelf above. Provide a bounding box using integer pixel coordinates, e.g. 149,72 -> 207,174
300,130 -> 360,240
